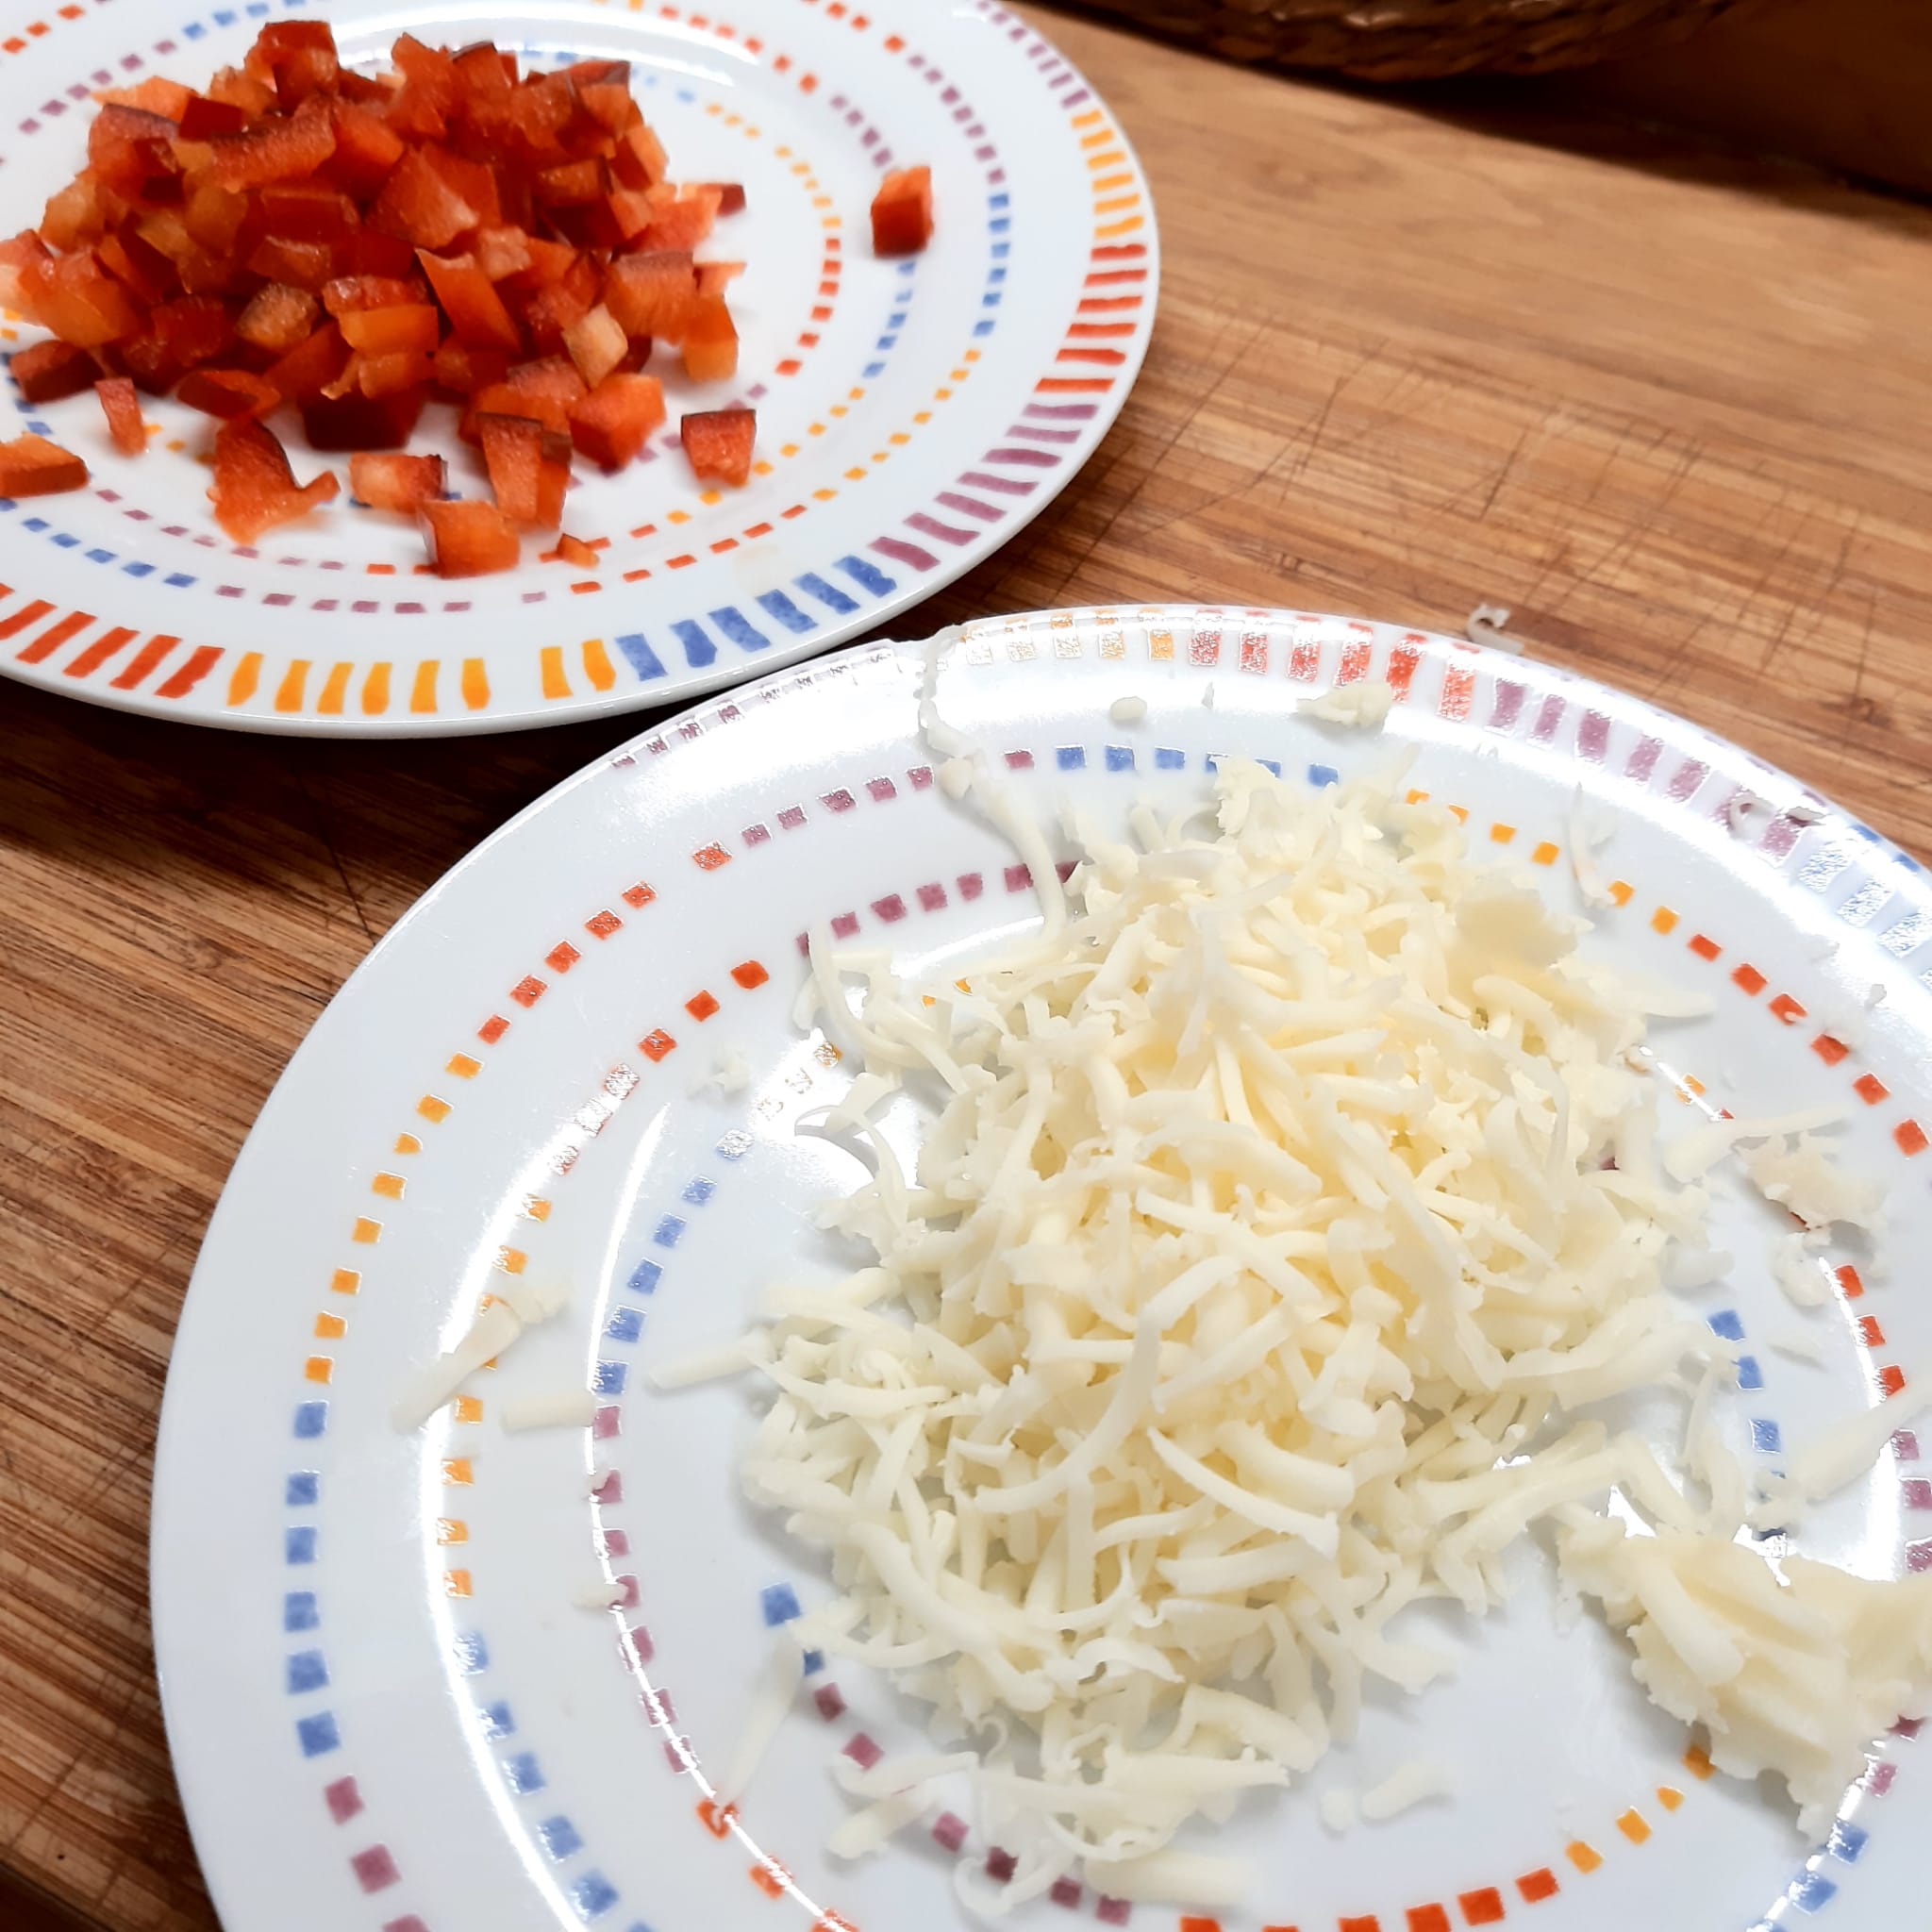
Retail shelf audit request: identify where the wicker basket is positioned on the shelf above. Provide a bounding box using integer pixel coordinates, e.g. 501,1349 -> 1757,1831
1074,0 -> 1765,81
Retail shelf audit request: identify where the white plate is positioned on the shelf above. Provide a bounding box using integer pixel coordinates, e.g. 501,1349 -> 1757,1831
154,607 -> 1932,1932
0,0 -> 1153,733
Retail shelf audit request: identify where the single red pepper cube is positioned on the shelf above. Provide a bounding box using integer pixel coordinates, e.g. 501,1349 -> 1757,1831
679,406 -> 755,488
94,375 -> 146,456
0,432 -> 89,496
349,450 -> 446,513
871,165 -> 933,257
568,372 -> 664,470
420,497 -> 519,576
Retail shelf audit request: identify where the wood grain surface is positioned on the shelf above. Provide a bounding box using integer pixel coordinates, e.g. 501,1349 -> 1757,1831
4,8 -> 1931,1927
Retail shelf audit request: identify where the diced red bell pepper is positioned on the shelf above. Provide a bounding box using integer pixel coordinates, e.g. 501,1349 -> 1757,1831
701,182 -> 746,216
371,146 -> 475,248
344,228 -> 417,279
520,274 -> 592,357
544,198 -> 623,253
209,415 -> 338,539
575,83 -> 632,137
95,75 -> 192,121
350,450 -> 445,512
253,21 -> 340,110
500,234 -> 575,291
603,249 -> 695,342
177,93 -> 249,141
420,496 -> 518,576
561,303 -> 626,389
679,406 -> 754,487
545,532 -> 599,567
607,190 -> 655,243
323,99 -> 406,197
564,58 -> 631,87
205,65 -> 275,119
151,294 -> 235,368
568,371 -> 663,470
424,146 -> 501,229
454,41 -> 516,96
0,231 -> 50,314
301,384 -> 425,449
417,247 -> 521,350
477,410 -> 542,522
258,181 -> 358,242
508,355 -> 587,408
475,225 -> 531,280
333,68 -> 391,107
348,351 -> 433,399
322,274 -> 424,315
0,432 -> 89,496
391,34 -> 459,102
680,294 -> 736,381
431,338 -> 508,395
640,185 -> 721,253
534,158 -> 608,208
476,409 -> 573,525
12,253 -> 145,347
95,375 -> 146,456
41,175 -> 113,253
177,365 -> 279,417
262,319 -> 349,400
206,95 -> 337,190
339,303 -> 440,355
247,235 -> 335,290
12,340 -> 100,403
385,80 -> 449,143
235,280 -> 320,351
609,122 -> 667,191
97,229 -> 173,305
505,74 -> 574,157
88,104 -> 180,197
251,22 -> 339,62
118,332 -> 181,394
871,165 -> 932,256
181,181 -> 250,258
693,259 -> 743,299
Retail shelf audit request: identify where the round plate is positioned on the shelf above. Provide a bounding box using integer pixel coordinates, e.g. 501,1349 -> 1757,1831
0,1 -> 1154,733
154,607 -> 1932,1932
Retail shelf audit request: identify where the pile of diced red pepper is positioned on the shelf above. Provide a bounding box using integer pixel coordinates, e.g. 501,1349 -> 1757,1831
0,22 -> 764,574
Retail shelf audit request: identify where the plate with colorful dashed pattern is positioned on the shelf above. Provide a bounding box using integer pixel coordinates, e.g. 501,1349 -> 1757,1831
0,0 -> 1153,733
154,608 -> 1932,1932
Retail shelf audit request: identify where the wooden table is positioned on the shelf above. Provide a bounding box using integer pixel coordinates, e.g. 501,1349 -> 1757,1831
4,10 -> 1930,1926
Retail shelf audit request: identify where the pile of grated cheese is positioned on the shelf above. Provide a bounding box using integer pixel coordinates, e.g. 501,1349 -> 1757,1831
675,755 -> 1932,1907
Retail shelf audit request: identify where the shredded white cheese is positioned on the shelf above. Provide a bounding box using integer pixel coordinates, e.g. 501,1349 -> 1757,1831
1567,791 -> 1618,911
1318,1787 -> 1359,1834
1743,1131 -> 1885,1234
662,726 -> 1929,1901
691,1045 -> 752,1097
1466,605 -> 1523,655
1767,1326 -> 1829,1366
1359,1757 -> 1455,1820
500,1389 -> 597,1432
1769,1229 -> 1832,1308
1559,1517 -> 1932,1835
1297,682 -> 1393,728
683,759 -> 1742,1895
391,1284 -> 570,1431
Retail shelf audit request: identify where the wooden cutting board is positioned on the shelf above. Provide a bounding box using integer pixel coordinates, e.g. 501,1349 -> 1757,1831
2,7 -> 1930,1926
